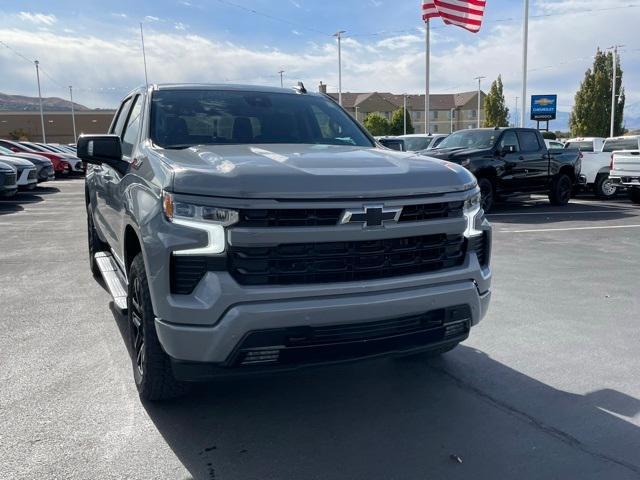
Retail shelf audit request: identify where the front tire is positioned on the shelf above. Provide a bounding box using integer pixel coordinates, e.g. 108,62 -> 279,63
128,254 -> 189,401
594,174 -> 617,199
87,208 -> 108,278
630,187 -> 640,205
549,173 -> 573,206
477,177 -> 495,213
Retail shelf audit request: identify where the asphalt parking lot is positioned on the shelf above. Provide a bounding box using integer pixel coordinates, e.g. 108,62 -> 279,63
1,179 -> 639,480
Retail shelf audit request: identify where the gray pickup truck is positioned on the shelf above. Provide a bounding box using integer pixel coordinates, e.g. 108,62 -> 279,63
79,84 -> 492,401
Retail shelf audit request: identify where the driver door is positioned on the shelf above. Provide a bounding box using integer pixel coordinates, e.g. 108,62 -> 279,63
497,130 -> 524,192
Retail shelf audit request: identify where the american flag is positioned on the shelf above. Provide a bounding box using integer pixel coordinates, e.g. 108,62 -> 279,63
422,0 -> 487,33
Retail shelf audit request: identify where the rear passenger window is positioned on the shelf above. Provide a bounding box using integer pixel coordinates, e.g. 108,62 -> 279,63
111,97 -> 133,137
518,131 -> 541,152
121,96 -> 143,157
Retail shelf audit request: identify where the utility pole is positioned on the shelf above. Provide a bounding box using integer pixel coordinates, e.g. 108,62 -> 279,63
403,94 -> 407,135
140,23 -> 149,87
521,0 -> 529,127
474,76 -> 485,128
608,44 -> 624,137
34,60 -> 46,143
278,70 -> 284,88
334,30 -> 346,106
69,85 -> 77,144
514,96 -> 519,127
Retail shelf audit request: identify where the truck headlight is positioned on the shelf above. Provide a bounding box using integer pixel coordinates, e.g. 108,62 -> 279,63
463,191 -> 482,238
162,191 -> 238,255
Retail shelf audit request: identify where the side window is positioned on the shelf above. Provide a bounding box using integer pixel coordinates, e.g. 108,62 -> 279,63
121,95 -> 143,157
111,97 -> 133,137
518,131 -> 541,152
499,131 -> 520,152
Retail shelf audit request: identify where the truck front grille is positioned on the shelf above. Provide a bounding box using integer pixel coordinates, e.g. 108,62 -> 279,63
4,173 -> 16,185
228,233 -> 465,286
237,201 -> 463,227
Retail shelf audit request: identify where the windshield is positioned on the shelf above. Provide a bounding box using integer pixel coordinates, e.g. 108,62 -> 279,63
150,89 -> 374,149
602,138 -> 639,152
20,142 -> 45,152
0,146 -> 14,155
565,141 -> 594,152
437,130 -> 498,150
402,137 -> 432,151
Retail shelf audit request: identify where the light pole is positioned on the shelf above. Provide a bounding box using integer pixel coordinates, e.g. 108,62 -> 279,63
334,30 -> 346,106
278,70 -> 284,88
140,23 -> 149,87
474,76 -> 485,128
34,60 -> 46,143
355,106 -> 359,122
450,108 -> 454,133
514,96 -> 519,127
608,45 -> 624,137
521,0 -> 529,127
403,94 -> 407,135
69,85 -> 77,144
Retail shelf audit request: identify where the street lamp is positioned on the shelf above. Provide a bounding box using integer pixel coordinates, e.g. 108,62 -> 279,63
34,60 -> 46,143
474,76 -> 485,128
334,30 -> 346,106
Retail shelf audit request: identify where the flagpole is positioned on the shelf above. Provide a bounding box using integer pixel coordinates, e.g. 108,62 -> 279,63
425,19 -> 430,135
520,0 -> 529,127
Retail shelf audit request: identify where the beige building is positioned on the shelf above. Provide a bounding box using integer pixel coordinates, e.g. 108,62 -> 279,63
0,110 -> 116,144
320,82 -> 485,134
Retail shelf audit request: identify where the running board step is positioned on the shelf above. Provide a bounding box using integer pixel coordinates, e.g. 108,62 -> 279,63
95,252 -> 128,311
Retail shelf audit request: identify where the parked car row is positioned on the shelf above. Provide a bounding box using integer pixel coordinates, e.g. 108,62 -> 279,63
0,139 -> 82,199
375,133 -> 448,152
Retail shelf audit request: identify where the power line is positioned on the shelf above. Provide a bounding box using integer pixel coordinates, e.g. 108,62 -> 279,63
213,0 -> 330,36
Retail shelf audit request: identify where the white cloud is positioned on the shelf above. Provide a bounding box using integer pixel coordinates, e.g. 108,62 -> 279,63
290,0 -> 302,8
17,12 -> 57,26
175,22 -> 187,31
144,16 -> 160,22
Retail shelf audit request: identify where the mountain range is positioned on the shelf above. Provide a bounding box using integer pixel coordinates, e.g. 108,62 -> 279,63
0,92 -> 90,112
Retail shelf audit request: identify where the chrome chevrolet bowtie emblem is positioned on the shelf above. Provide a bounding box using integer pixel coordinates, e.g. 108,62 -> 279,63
339,205 -> 402,229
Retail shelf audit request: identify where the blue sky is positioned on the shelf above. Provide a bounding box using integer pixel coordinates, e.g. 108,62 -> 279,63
1,0 -> 639,128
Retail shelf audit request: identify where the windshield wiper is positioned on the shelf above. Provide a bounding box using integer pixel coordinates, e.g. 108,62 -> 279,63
162,144 -> 195,150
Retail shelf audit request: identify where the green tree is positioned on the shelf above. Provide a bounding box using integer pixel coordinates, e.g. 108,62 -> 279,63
541,131 -> 557,140
388,108 -> 414,135
8,129 -> 30,141
483,75 -> 509,127
569,48 -> 625,137
363,113 -> 391,136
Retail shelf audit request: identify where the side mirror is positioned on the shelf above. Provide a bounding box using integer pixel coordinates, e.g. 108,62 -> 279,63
500,145 -> 516,156
77,135 -> 126,173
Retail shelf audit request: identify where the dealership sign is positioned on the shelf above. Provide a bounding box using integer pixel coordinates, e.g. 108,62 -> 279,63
530,95 -> 557,121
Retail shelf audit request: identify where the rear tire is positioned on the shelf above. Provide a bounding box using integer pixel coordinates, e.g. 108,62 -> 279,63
549,173 -> 573,206
87,207 -> 108,278
477,177 -> 495,213
630,187 -> 640,205
128,254 -> 190,402
594,174 -> 617,199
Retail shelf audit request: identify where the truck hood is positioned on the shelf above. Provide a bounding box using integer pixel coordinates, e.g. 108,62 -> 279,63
424,147 -> 493,161
157,144 -> 477,199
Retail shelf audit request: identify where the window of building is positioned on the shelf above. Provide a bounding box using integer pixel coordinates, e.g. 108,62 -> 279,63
430,110 -> 437,120
433,125 -> 439,133
469,110 -> 477,119
413,110 -> 421,120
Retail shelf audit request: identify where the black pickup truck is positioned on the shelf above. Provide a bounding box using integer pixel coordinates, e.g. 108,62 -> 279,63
423,127 -> 582,211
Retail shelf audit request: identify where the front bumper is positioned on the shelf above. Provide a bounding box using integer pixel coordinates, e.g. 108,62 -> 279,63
16,168 -> 37,190
156,278 -> 490,372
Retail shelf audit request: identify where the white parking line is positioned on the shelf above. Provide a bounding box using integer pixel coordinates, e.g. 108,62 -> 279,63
500,224 -> 640,233
488,209 -> 636,217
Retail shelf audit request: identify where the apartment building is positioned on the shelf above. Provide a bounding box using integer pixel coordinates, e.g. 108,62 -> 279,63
320,82 -> 485,134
